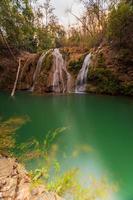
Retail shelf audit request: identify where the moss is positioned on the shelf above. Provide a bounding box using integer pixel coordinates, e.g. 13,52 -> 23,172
42,52 -> 53,71
60,49 -> 70,61
68,55 -> 85,75
96,52 -> 106,68
120,83 -> 133,96
88,67 -> 120,95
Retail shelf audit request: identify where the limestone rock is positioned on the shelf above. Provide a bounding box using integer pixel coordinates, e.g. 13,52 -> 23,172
0,156 -> 64,200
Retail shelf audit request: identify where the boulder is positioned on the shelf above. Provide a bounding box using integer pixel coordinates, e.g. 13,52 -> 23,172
0,156 -> 64,200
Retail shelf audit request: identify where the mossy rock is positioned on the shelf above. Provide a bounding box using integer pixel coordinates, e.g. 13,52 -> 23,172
95,52 -> 106,68
42,52 -> 53,71
88,67 -> 120,95
68,55 -> 86,75
60,48 -> 70,61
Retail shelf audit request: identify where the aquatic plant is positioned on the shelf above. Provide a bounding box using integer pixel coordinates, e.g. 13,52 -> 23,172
16,127 -> 67,161
48,170 -> 118,200
0,116 -> 118,199
0,116 -> 28,154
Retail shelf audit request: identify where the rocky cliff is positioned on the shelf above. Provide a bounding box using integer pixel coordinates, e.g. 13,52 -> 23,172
87,44 -> 133,95
0,45 -> 132,96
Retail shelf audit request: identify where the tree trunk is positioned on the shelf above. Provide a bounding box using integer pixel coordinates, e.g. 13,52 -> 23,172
11,59 -> 21,97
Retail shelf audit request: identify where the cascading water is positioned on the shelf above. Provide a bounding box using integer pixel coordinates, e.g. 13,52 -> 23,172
31,49 -> 52,92
52,48 -> 72,93
75,53 -> 91,93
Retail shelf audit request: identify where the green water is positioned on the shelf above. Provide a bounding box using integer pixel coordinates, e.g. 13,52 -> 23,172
0,92 -> 133,199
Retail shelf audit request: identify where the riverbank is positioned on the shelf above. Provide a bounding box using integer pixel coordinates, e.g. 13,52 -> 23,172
0,155 -> 63,200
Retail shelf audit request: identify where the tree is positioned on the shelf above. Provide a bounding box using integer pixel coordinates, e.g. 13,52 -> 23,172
107,2 -> 133,48
34,0 -> 66,50
0,0 -> 37,51
42,0 -> 55,27
66,0 -> 110,48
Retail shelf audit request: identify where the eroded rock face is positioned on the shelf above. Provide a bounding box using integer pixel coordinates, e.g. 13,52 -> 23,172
0,156 -> 63,200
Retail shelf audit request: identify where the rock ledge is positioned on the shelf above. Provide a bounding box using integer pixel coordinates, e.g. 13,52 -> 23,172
0,156 -> 63,200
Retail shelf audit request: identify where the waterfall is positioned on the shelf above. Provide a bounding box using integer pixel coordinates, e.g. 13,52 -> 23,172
75,53 -> 91,93
52,48 -> 72,93
11,59 -> 21,97
31,49 -> 52,92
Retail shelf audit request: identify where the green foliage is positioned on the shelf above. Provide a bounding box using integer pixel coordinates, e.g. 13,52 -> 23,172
0,0 -> 36,51
20,127 -> 68,187
107,2 -> 133,47
48,169 -> 79,196
97,52 -> 106,68
30,167 -> 49,186
48,169 -> 117,200
88,68 -> 120,94
64,1 -> 133,50
21,128 -> 117,200
0,0 -> 132,54
120,83 -> 133,95
36,27 -> 54,51
43,128 -> 67,152
29,154 -> 117,200
68,55 -> 86,75
0,116 -> 118,199
16,127 -> 67,162
0,0 -> 66,52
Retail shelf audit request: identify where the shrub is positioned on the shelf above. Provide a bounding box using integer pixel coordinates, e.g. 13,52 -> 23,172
96,52 -> 106,68
120,83 -> 133,96
88,68 -> 120,94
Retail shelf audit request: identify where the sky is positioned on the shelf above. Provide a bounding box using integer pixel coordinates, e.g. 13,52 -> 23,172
39,0 -> 84,27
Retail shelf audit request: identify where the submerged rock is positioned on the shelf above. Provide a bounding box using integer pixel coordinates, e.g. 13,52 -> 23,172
0,156 -> 63,200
